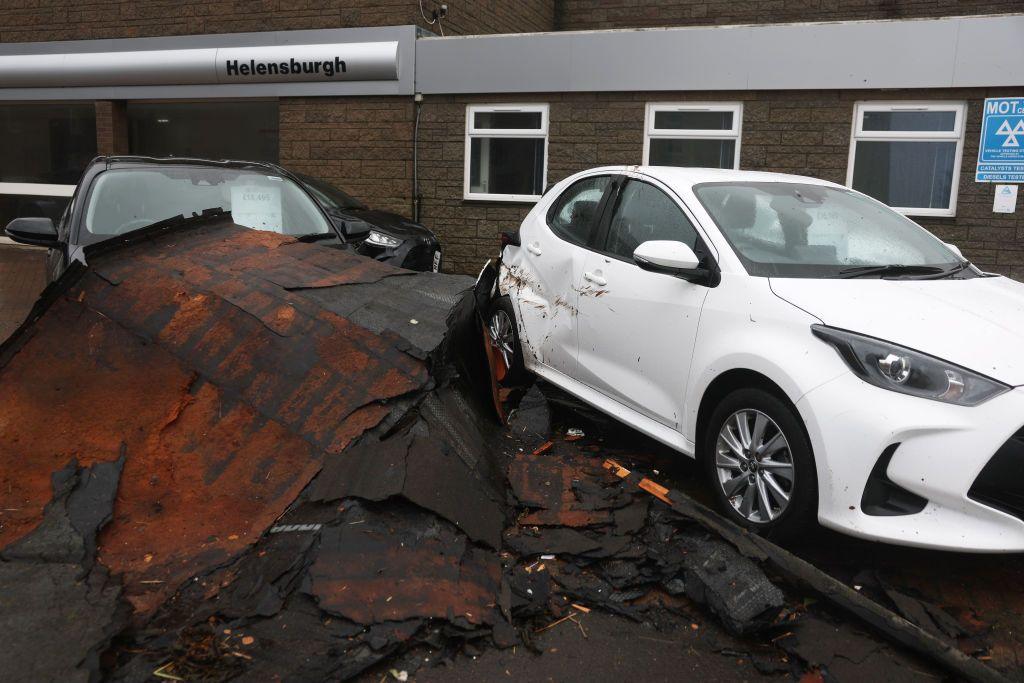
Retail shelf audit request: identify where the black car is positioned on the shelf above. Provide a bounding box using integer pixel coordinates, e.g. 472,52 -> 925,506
4,156 -> 442,281
296,173 -> 441,273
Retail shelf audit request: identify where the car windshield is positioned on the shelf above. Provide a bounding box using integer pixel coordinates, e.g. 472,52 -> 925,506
82,166 -> 332,241
693,181 -> 962,278
296,173 -> 367,211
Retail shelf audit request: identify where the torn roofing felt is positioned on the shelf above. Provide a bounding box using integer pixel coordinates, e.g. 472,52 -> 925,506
0,215 -> 479,619
0,457 -> 129,683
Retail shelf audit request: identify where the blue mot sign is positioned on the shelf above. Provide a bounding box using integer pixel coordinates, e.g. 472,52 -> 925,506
977,97 -> 1024,183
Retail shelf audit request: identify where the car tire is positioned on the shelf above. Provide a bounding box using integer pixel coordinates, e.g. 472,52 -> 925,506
702,388 -> 817,540
486,296 -> 528,386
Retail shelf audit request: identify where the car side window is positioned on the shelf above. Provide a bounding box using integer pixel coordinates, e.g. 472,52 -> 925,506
547,175 -> 611,247
604,180 -> 699,261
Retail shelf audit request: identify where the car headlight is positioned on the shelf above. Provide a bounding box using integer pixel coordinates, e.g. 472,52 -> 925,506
811,325 -> 1010,406
366,230 -> 402,248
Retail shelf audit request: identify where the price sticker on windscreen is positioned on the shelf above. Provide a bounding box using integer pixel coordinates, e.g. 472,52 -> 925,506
231,184 -> 283,232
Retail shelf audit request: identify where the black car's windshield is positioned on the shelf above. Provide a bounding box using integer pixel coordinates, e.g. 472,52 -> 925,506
82,166 -> 332,242
693,181 -> 963,278
296,173 -> 367,211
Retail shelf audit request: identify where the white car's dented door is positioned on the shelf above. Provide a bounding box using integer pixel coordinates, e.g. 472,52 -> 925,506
501,174 -> 614,376
575,176 -> 711,431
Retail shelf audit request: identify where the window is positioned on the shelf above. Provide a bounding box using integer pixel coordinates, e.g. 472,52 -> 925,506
547,175 -> 611,246
605,180 -> 700,261
694,181 -> 961,278
643,103 -> 742,169
847,102 -> 966,217
128,100 -> 279,163
81,167 -> 330,242
465,104 -> 548,202
0,103 -> 94,240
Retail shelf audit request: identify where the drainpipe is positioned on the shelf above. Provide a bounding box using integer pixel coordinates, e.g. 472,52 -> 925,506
413,93 -> 423,223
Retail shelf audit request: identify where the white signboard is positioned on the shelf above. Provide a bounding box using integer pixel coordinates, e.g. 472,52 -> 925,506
994,184 -> 1018,214
231,184 -> 283,232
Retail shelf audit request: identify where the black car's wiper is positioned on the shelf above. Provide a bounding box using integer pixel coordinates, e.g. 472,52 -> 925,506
296,232 -> 337,242
837,264 -> 946,279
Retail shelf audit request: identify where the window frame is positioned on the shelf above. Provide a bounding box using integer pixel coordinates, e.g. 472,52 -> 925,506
594,175 -> 716,269
642,102 -> 743,170
845,101 -> 967,218
464,104 -> 549,203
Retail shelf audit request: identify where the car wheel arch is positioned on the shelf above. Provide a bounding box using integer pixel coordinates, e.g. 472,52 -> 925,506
694,368 -> 812,465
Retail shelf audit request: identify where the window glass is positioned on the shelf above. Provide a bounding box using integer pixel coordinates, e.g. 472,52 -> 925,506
694,181 -> 960,278
653,110 -> 733,130
862,111 -> 957,132
547,175 -> 610,246
649,139 -> 736,169
849,103 -> 964,214
296,173 -> 367,211
466,105 -> 548,200
645,104 -> 741,170
128,101 -> 279,163
852,141 -> 957,210
605,181 -> 698,260
0,195 -> 70,236
473,111 -> 543,130
469,137 -> 545,197
0,103 -> 96,184
82,167 -> 330,242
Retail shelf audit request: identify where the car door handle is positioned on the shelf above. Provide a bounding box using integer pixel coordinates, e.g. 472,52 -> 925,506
583,271 -> 607,286
526,242 -> 542,256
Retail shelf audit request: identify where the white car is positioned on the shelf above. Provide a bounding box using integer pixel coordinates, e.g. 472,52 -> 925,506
490,165 -> 1024,552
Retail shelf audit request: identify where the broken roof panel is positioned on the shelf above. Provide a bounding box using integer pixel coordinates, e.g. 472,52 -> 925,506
0,216 -> 471,617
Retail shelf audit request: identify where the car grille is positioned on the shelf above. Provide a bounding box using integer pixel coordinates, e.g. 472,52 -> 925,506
968,427 -> 1024,521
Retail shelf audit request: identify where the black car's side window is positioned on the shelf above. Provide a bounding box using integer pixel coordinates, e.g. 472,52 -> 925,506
604,180 -> 700,261
546,175 -> 611,248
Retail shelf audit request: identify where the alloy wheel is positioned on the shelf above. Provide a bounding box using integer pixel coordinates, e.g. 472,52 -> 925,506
715,409 -> 795,524
487,308 -> 516,370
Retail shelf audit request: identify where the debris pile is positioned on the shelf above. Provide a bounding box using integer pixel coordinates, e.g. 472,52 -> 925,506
0,218 -> 1015,682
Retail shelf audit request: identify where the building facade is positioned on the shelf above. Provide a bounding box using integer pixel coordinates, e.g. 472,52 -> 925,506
0,2 -> 1021,277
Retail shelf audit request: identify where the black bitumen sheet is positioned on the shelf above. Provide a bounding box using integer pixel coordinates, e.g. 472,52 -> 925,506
0,458 -> 128,683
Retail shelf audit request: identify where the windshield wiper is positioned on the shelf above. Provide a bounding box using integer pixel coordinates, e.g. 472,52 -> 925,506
296,232 -> 337,242
837,264 -> 946,279
934,260 -> 972,279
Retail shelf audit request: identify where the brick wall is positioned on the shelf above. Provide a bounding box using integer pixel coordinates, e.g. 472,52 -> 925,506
279,97 -> 415,217
417,90 -> 1024,278
0,0 -> 553,43
95,100 -> 129,155
556,0 -> 1021,31
422,1 -> 555,35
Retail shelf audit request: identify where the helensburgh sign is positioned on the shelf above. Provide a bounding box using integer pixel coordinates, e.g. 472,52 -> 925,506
0,41 -> 399,88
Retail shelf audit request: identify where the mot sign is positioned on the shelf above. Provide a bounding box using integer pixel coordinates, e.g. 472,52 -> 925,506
976,97 -> 1024,183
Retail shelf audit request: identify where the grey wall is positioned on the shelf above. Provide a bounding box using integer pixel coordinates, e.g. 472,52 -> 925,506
416,15 -> 1024,94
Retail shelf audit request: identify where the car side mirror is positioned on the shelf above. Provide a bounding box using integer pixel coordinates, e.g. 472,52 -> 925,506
633,240 -> 717,285
944,242 -> 964,260
5,217 -> 60,248
333,216 -> 371,241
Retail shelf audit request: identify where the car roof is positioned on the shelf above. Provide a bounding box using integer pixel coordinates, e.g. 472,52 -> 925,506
98,155 -> 285,173
578,165 -> 845,189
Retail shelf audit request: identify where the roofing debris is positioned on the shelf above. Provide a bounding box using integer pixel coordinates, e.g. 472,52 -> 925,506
0,221 -> 1018,682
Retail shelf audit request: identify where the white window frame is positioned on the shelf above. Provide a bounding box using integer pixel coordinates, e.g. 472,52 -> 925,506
846,101 -> 967,218
643,102 -> 743,169
464,104 -> 549,202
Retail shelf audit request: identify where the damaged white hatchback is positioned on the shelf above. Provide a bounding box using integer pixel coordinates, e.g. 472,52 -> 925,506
491,166 -> 1024,552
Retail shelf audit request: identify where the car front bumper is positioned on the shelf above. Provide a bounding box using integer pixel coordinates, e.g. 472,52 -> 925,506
357,237 -> 441,272
798,372 -> 1024,552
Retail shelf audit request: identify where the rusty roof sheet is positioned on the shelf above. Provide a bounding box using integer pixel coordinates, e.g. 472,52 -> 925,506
0,216 -> 461,616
